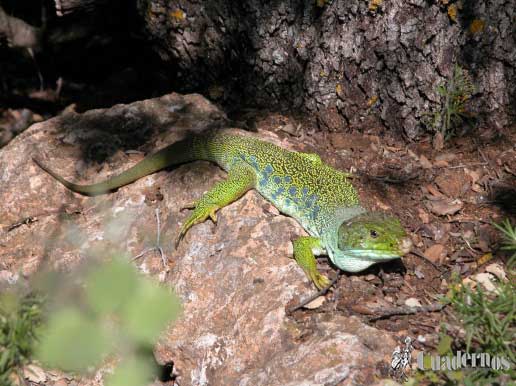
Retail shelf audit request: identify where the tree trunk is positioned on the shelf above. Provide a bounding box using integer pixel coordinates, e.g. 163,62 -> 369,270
136,0 -> 515,137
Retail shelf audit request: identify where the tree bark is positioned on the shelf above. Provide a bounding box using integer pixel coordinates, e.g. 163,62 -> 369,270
137,0 -> 514,137
0,5 -> 41,49
53,0 -> 110,16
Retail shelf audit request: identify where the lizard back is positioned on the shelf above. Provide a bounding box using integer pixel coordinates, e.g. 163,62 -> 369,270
193,133 -> 360,236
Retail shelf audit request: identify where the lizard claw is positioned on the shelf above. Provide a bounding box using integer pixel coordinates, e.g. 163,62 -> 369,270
312,272 -> 331,290
174,203 -> 220,249
174,231 -> 185,249
209,209 -> 217,223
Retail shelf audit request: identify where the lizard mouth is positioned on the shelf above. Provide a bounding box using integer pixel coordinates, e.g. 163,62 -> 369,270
398,237 -> 413,255
344,237 -> 413,260
344,249 -> 402,261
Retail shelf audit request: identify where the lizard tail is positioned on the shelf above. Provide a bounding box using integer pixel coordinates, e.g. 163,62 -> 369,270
33,138 -> 196,196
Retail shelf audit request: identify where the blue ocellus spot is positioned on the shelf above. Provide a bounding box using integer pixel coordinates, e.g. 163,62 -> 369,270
305,193 -> 318,208
272,187 -> 285,200
231,156 -> 240,166
274,176 -> 282,184
288,186 -> 297,196
284,176 -> 292,183
307,194 -> 317,203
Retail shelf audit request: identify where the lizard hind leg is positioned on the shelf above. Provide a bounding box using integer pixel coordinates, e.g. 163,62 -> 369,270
175,162 -> 256,248
292,236 -> 331,290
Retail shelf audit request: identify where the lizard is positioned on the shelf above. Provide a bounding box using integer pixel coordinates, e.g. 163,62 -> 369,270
33,131 -> 413,289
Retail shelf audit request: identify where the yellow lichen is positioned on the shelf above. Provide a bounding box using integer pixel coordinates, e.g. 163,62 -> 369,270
170,9 -> 185,21
469,19 -> 485,33
476,252 -> 493,267
367,95 -> 378,107
335,84 -> 342,94
447,4 -> 457,22
368,0 -> 383,12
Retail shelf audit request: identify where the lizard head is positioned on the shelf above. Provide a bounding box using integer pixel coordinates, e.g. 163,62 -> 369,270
331,212 -> 412,272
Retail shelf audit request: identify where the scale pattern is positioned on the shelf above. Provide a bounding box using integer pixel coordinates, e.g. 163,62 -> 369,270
192,132 -> 360,236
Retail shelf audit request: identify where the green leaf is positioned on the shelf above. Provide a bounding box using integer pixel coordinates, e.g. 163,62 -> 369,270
105,357 -> 153,386
448,370 -> 464,381
437,85 -> 447,96
437,334 -> 453,355
85,258 -> 139,314
0,292 -> 19,316
121,280 -> 181,345
35,308 -> 112,372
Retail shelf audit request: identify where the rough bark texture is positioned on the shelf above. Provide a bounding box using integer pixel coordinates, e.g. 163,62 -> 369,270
0,5 -> 41,49
136,0 -> 515,137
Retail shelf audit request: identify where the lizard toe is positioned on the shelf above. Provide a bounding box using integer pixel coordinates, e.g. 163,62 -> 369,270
313,273 -> 331,290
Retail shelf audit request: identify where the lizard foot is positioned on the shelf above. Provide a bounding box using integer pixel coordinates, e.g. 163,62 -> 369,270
310,271 -> 331,290
175,203 -> 219,248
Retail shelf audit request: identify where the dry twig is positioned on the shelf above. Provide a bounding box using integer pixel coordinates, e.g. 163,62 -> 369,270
287,273 -> 341,314
368,301 -> 449,322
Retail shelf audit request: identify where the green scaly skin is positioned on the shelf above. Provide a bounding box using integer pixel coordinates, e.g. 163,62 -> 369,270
34,131 -> 413,289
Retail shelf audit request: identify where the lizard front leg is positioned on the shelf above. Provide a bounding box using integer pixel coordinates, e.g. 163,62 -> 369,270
292,236 -> 331,290
175,162 -> 256,247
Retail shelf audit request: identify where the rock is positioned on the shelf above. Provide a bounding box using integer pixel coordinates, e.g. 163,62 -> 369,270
423,244 -> 446,264
414,265 -> 425,279
433,160 -> 449,168
432,132 -> 444,151
435,153 -> 457,162
417,208 -> 430,224
0,270 -> 18,284
462,277 -> 477,289
23,364 -> 47,384
404,298 -> 422,307
485,263 -> 507,282
0,92 -> 398,385
472,273 -> 497,292
424,184 -> 446,199
303,295 -> 326,309
279,123 -> 300,136
434,172 -> 468,197
425,199 -> 463,216
419,155 -> 432,169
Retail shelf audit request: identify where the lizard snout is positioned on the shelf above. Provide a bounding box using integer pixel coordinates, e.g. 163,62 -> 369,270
399,237 -> 413,255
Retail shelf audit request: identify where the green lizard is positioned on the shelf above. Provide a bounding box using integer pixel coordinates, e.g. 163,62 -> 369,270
33,131 -> 412,289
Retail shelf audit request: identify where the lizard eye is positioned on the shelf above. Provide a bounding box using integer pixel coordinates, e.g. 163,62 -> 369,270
370,230 -> 378,238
